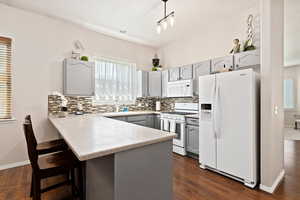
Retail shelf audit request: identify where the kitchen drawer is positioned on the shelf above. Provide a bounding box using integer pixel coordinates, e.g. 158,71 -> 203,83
133,120 -> 147,127
186,117 -> 199,126
127,115 -> 148,122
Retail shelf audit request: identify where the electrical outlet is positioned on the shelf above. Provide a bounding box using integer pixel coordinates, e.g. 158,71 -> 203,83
274,106 -> 278,115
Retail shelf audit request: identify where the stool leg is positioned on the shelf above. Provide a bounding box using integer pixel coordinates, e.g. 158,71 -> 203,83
78,165 -> 84,200
71,169 -> 76,198
30,173 -> 33,197
33,175 -> 41,200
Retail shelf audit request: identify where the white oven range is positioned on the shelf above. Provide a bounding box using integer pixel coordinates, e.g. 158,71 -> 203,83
160,103 -> 198,156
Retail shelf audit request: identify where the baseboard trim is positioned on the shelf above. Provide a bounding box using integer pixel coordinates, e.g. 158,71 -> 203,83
259,169 -> 285,193
0,160 -> 30,171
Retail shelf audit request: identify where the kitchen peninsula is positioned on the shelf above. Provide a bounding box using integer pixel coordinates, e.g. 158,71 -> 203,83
49,114 -> 175,200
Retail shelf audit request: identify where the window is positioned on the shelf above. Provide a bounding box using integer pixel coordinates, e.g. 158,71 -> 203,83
0,37 -> 12,119
94,58 -> 138,104
283,79 -> 295,109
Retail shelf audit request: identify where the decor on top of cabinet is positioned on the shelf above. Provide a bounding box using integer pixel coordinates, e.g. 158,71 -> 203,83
243,14 -> 256,52
80,56 -> 89,61
71,40 -> 85,60
152,54 -> 162,71
220,64 -> 232,72
230,39 -> 241,54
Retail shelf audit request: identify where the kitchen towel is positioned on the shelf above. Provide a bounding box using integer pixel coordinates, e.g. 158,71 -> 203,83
163,119 -> 169,131
156,101 -> 161,111
169,120 -> 176,133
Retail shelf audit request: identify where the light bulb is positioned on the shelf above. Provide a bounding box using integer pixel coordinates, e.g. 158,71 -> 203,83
156,23 -> 161,34
169,14 -> 175,27
162,20 -> 168,30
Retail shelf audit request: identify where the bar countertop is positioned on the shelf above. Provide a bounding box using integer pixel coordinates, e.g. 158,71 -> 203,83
49,114 -> 175,161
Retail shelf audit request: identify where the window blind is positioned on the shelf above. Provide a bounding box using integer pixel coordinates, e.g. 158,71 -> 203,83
0,37 -> 12,119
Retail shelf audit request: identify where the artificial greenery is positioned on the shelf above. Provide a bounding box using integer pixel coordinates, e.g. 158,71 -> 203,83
80,56 -> 89,61
243,39 -> 256,52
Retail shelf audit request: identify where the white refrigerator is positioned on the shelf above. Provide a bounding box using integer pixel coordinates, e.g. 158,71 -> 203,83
198,69 -> 259,188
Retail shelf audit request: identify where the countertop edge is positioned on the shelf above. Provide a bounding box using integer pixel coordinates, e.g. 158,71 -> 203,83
78,136 -> 174,161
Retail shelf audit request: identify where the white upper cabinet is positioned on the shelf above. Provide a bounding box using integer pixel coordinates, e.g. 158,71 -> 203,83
211,55 -> 234,73
148,71 -> 162,97
234,50 -> 260,69
169,67 -> 180,82
193,60 -> 211,95
180,65 -> 193,80
137,70 -> 149,97
63,58 -> 95,96
162,70 -> 169,97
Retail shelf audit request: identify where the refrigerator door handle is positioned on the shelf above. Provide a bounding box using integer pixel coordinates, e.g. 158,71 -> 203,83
213,77 -> 218,138
215,85 -> 221,138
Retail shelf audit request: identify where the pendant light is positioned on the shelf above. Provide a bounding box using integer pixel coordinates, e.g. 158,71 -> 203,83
156,0 -> 175,34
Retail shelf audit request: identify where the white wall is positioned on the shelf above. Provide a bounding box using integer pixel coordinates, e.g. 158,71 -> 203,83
157,3 -> 260,68
285,0 -> 300,66
0,4 -> 156,167
260,0 -> 284,190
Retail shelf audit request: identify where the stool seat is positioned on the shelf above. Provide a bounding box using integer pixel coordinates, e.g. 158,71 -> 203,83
37,139 -> 67,154
38,150 -> 80,178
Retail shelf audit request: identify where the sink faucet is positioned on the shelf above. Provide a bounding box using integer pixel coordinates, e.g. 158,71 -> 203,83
114,99 -> 120,112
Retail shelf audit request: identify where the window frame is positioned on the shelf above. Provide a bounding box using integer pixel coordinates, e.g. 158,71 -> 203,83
0,36 -> 14,122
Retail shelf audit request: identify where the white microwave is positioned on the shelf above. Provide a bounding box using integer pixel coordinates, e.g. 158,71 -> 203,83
167,79 -> 193,97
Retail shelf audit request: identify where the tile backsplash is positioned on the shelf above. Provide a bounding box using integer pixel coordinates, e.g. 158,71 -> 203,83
48,95 -> 199,115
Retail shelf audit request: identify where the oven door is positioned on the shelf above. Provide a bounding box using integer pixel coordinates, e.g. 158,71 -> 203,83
173,122 -> 185,147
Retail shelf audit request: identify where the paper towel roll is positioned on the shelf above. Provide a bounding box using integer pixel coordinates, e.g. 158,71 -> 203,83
156,101 -> 161,111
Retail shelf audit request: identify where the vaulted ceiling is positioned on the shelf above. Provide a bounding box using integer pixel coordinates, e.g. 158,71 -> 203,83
0,0 -> 258,48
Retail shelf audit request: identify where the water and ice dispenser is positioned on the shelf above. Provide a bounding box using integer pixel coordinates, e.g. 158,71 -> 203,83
200,104 -> 212,121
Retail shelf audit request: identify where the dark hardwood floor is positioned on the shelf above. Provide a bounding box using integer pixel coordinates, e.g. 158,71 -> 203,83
0,140 -> 299,200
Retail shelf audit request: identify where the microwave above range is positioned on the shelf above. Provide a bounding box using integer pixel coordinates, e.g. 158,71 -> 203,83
167,79 -> 193,97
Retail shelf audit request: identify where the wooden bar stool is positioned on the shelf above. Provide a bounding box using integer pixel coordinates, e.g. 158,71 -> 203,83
25,115 -> 69,197
25,115 -> 68,154
23,115 -> 83,200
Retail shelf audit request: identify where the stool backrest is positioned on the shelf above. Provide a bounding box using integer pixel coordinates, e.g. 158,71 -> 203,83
23,115 -> 39,171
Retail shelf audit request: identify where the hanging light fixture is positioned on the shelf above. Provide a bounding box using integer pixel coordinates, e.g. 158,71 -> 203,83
156,23 -> 162,34
156,0 -> 175,34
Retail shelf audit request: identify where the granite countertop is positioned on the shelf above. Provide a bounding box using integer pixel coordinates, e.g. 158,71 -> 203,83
49,114 -> 175,161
